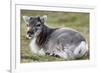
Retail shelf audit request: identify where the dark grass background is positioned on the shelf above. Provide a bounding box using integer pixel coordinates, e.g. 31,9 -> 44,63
20,10 -> 89,63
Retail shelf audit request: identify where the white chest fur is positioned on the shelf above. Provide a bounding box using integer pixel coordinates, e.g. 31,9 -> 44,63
29,37 -> 45,55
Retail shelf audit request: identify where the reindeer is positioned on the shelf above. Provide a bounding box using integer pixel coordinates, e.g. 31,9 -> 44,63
23,15 -> 88,60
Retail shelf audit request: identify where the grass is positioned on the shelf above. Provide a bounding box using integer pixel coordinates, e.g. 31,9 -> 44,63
20,10 -> 89,63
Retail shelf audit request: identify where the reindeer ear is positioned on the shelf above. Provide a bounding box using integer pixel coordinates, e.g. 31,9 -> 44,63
23,16 -> 30,24
43,15 -> 47,21
40,15 -> 47,23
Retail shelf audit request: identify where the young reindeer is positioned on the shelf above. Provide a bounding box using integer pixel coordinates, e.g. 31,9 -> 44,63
23,15 -> 88,60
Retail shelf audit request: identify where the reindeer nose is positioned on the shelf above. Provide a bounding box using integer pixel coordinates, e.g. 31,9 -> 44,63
27,31 -> 34,37
26,31 -> 34,39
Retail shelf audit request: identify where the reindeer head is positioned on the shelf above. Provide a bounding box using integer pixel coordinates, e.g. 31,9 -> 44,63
23,15 -> 47,39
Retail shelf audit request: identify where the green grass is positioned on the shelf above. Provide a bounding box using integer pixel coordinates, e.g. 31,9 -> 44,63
21,10 -> 89,63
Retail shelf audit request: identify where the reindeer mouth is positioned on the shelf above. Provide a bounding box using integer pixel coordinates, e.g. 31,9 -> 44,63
26,35 -> 32,39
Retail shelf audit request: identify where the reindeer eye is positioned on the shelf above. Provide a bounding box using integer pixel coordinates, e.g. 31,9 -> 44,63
26,24 -> 29,26
36,24 -> 41,27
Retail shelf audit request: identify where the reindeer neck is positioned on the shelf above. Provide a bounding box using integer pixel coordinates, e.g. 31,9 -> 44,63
36,25 -> 56,48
